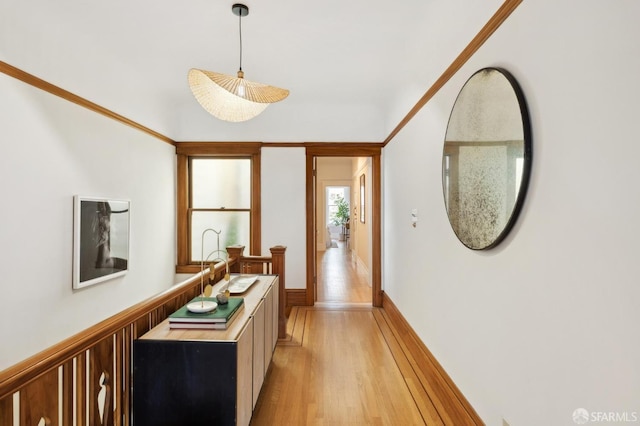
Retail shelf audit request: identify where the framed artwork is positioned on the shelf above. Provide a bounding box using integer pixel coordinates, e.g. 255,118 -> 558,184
360,174 -> 366,223
73,196 -> 130,289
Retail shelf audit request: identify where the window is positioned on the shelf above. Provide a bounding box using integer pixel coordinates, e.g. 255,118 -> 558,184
191,158 -> 251,262
176,143 -> 261,272
326,186 -> 350,227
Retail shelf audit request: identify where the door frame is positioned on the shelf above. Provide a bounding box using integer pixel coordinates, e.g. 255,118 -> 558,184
305,144 -> 382,307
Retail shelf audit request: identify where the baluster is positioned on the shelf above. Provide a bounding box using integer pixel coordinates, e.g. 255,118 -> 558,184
62,360 -> 73,426
0,246 -> 288,425
122,326 -> 132,426
89,338 -> 113,426
114,330 -> 123,426
0,393 -> 12,425
77,352 -> 87,426
20,368 -> 58,425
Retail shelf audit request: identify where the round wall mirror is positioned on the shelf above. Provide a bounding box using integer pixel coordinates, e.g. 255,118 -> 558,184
442,67 -> 531,250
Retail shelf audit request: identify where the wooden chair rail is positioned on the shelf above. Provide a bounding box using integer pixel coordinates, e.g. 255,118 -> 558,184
0,246 -> 286,426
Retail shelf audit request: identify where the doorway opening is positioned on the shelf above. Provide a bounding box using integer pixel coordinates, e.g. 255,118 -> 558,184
315,157 -> 372,305
305,146 -> 382,307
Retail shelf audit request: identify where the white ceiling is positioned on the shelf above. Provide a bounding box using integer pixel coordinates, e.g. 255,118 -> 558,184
1,0 -> 503,142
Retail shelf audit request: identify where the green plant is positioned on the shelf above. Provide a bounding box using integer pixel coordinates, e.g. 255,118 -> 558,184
331,196 -> 350,226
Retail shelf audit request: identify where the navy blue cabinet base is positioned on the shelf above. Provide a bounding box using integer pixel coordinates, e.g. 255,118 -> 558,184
133,340 -> 238,425
132,275 -> 279,426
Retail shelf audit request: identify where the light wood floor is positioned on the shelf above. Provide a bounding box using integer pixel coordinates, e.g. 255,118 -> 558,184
316,241 -> 372,304
251,243 -> 433,425
251,306 -> 428,425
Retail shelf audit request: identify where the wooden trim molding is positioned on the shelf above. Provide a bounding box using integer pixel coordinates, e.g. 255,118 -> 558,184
286,289 -> 308,307
269,246 -> 288,338
251,152 -> 262,255
381,293 -> 484,425
370,154 -> 383,307
305,144 -> 383,157
0,271 -> 206,400
382,0 -> 523,146
0,60 -> 176,146
259,142 -> 306,148
175,144 -> 262,268
305,146 -> 383,307
176,153 -> 190,266
0,251 -> 285,410
1,0 -> 521,152
305,154 -> 316,306
176,141 -> 262,155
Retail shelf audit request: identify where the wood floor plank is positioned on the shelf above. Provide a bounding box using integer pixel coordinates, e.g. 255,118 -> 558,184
252,308 -> 426,425
317,242 -> 371,304
253,236 -> 480,425
378,309 -> 480,425
372,309 -> 444,426
279,306 -> 306,346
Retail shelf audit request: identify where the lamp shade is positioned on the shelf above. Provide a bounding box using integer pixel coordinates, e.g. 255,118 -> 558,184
188,68 -> 289,122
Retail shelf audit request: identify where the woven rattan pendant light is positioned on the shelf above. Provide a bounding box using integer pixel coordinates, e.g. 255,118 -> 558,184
188,3 -> 289,122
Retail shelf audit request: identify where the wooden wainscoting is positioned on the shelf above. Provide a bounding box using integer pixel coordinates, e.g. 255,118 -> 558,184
0,247 -> 286,426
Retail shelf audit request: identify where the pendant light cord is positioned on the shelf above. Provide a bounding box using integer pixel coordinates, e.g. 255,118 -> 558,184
238,11 -> 243,72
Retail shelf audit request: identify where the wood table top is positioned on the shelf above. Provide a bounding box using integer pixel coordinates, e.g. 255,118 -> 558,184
140,274 -> 278,342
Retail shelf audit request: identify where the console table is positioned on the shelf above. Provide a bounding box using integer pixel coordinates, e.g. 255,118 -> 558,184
133,274 -> 279,426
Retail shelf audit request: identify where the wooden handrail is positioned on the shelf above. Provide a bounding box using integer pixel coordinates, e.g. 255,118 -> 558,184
0,262 -> 227,400
0,245 -> 285,426
238,256 -> 272,262
228,245 -> 287,338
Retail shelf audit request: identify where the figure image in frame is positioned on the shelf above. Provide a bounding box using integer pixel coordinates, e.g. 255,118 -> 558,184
73,196 -> 130,289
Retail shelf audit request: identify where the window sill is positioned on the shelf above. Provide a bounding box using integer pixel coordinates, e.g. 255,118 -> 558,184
175,264 -> 203,274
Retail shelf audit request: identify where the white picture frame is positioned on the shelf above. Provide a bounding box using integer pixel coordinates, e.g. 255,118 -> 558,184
73,196 -> 130,289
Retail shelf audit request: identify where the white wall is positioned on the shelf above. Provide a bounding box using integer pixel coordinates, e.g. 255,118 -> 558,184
384,0 -> 504,136
383,1 -> 640,424
352,158 -> 372,279
179,100 -> 387,143
261,148 -> 306,289
0,73 -> 176,371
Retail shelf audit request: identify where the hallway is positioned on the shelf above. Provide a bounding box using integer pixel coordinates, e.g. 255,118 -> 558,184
251,242 -> 406,424
251,305 -> 430,425
316,241 -> 372,305
249,242 -> 462,425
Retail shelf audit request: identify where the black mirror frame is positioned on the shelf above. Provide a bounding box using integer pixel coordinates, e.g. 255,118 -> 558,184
442,67 -> 532,250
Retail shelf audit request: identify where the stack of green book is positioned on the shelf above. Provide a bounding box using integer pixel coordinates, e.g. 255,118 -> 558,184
169,297 -> 244,329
